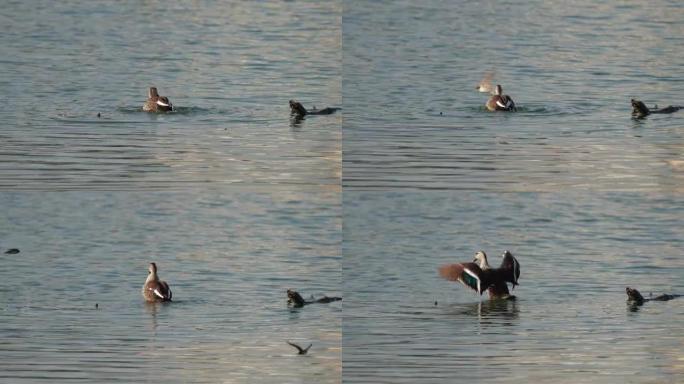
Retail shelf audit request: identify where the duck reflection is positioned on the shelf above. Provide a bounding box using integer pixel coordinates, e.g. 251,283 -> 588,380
445,298 -> 520,327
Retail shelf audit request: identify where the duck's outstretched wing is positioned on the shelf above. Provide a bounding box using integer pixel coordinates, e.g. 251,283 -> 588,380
438,262 -> 485,295
498,251 -> 520,289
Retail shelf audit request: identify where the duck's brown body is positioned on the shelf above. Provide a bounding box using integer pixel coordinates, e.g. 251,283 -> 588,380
142,262 -> 172,302
143,87 -> 173,112
485,85 -> 516,112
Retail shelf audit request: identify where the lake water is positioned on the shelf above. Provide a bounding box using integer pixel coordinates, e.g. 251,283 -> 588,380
1,190 -> 341,383
0,1 -> 341,190
0,1 -> 341,383
342,1 -> 684,383
343,0 -> 684,192
343,191 -> 684,383
2,0 -> 683,383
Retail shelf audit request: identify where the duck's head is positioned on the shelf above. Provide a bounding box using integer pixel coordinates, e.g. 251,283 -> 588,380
148,262 -> 158,275
148,87 -> 159,98
473,251 -> 489,268
495,84 -> 503,96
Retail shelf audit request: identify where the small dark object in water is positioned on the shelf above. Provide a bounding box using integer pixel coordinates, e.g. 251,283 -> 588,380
626,287 -> 681,306
434,301 -> 438,306
286,341 -> 312,355
289,100 -> 340,117
95,303 -> 99,309
97,113 -> 101,118
4,248 -> 20,254
287,289 -> 342,307
631,99 -> 683,119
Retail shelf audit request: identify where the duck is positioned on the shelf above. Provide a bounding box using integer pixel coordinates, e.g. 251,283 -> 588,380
486,85 -> 516,111
143,87 -> 173,112
141,262 -> 172,302
438,250 -> 520,299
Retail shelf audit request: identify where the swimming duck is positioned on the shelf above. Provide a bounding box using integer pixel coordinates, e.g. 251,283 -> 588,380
438,250 -> 520,298
141,262 -> 172,302
143,87 -> 173,112
486,85 -> 516,111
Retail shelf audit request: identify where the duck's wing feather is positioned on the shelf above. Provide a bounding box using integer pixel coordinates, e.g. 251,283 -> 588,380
438,262 -> 485,295
498,251 -> 520,288
155,281 -> 172,301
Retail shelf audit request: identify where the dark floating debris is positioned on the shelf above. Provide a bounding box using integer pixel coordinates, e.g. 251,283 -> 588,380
286,341 -> 312,355
4,248 -> 20,254
287,289 -> 342,307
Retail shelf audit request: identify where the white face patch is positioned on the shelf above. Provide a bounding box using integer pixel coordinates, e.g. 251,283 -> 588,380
156,100 -> 170,107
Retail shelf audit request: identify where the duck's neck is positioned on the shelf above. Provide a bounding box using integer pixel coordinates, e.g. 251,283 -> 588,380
478,257 -> 491,270
145,272 -> 158,284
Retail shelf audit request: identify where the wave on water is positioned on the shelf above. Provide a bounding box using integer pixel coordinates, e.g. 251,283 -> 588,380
429,102 -> 600,117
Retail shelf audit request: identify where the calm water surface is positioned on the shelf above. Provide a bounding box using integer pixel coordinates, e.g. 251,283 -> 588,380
343,191 -> 684,383
342,4 -> 683,380
0,1 -> 341,383
1,190 -> 341,383
343,0 -> 684,191
0,1 -> 341,190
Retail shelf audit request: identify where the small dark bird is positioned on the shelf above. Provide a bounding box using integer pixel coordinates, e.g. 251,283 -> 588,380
95,303 -> 99,309
97,113 -> 101,118
4,248 -> 20,254
286,341 -> 312,355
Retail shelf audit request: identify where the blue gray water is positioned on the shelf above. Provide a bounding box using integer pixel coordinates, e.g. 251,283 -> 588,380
343,192 -> 684,383
2,0 -> 683,383
342,1 -> 684,383
343,0 -> 684,191
0,1 -> 341,383
1,191 -> 341,383
1,1 -> 341,190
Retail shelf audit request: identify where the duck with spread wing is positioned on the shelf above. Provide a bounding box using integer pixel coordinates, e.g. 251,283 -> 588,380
438,250 -> 520,300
